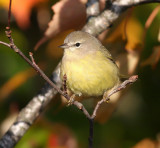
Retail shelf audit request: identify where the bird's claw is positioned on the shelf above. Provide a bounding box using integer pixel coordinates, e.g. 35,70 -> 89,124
103,91 -> 110,103
67,94 -> 75,106
103,97 -> 110,103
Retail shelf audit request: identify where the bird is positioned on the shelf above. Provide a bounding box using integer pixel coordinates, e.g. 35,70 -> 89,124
59,31 -> 120,102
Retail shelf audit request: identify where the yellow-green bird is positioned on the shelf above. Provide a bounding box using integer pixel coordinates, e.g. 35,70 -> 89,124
59,31 -> 119,99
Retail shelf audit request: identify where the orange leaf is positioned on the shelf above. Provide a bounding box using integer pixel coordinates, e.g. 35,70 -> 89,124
35,0 -> 87,50
46,0 -> 86,37
0,0 -> 48,29
132,138 -> 158,148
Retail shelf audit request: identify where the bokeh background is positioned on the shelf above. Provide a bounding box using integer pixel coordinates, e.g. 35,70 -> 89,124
0,0 -> 160,148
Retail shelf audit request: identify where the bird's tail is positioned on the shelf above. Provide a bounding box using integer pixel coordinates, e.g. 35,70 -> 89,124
119,74 -> 129,81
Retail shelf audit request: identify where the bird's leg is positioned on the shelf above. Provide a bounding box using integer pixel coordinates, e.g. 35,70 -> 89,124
63,74 -> 68,97
62,74 -> 75,106
67,94 -> 76,106
103,91 -> 110,103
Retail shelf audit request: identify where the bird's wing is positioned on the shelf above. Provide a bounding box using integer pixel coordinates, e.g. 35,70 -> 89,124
100,46 -> 130,80
100,45 -> 116,65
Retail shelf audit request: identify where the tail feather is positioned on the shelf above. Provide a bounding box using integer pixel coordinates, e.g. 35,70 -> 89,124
119,74 -> 129,81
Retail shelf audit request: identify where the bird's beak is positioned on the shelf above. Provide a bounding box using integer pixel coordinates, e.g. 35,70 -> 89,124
58,43 -> 69,49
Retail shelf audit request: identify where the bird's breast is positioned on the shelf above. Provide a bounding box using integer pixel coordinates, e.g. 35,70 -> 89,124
61,51 -> 119,96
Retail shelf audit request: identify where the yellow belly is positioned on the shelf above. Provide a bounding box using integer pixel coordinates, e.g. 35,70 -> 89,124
61,51 -> 119,97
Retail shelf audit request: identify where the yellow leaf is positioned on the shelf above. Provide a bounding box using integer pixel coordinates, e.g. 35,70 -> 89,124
106,16 -> 144,51
0,0 -> 9,7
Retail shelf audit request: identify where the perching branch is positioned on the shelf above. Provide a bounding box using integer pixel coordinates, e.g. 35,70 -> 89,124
61,72 -> 138,148
91,75 -> 138,119
87,75 -> 138,148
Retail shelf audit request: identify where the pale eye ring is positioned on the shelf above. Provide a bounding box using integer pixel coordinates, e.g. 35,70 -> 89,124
75,42 -> 80,47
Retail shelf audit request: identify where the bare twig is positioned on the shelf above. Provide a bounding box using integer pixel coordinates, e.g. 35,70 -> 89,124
62,74 -> 91,118
29,52 -> 36,64
5,28 -> 64,97
74,101 -> 91,117
88,119 -> 94,148
87,75 -> 138,147
0,41 -> 10,47
7,0 -> 12,28
92,75 -> 138,119
62,74 -> 68,97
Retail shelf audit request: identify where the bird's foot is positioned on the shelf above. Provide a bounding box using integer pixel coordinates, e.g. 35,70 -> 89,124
67,94 -> 76,106
103,97 -> 110,103
103,91 -> 110,103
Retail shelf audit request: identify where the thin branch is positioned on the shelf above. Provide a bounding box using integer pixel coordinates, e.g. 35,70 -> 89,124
0,41 -> 10,47
7,0 -> 12,28
62,74 -> 68,98
92,75 -> 138,119
5,28 -> 65,98
88,119 -> 94,148
74,101 -> 91,118
87,75 -> 138,148
62,74 -> 91,118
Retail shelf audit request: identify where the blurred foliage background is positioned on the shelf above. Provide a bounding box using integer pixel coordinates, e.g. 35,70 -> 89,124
0,0 -> 160,148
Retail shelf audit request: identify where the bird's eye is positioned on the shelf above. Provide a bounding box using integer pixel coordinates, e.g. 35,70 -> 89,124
75,43 -> 80,47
